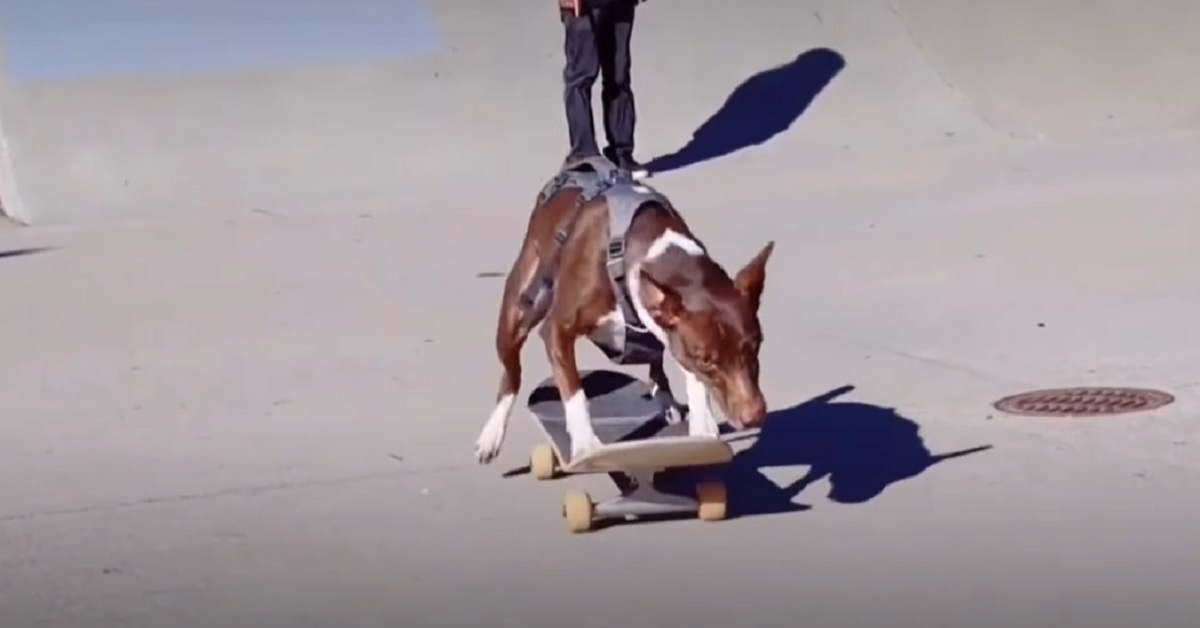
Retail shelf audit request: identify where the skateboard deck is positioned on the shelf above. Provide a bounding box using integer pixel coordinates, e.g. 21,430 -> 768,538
524,370 -> 735,533
564,435 -> 733,474
525,369 -> 732,473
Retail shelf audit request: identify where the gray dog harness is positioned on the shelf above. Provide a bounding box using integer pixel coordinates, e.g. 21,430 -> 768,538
537,156 -> 672,365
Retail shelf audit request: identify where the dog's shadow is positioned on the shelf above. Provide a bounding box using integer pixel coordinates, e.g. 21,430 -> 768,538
718,385 -> 993,517
501,378 -> 993,520
646,47 -> 845,175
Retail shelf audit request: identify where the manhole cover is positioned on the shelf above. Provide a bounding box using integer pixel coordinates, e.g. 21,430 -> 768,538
993,387 -> 1174,417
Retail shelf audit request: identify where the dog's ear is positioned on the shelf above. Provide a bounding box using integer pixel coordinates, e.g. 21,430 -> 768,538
734,241 -> 775,311
639,270 -> 684,329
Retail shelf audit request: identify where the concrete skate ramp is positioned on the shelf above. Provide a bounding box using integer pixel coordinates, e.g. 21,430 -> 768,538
0,0 -> 1197,224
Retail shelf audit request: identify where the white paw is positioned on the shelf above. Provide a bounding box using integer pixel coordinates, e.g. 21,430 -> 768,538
686,406 -> 721,438
563,389 -> 601,460
683,371 -> 719,438
569,433 -> 604,460
474,422 -> 505,464
474,394 -> 515,465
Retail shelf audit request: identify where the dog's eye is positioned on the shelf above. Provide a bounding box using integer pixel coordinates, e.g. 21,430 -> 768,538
694,353 -> 716,369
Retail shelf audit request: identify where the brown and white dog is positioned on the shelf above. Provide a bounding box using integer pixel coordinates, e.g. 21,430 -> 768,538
473,176 -> 774,464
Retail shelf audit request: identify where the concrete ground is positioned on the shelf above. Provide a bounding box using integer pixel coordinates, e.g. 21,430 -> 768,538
2,1 -> 1200,627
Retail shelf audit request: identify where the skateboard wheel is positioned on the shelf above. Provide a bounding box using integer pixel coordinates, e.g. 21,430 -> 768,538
530,444 -> 558,481
562,490 -> 594,533
696,481 -> 727,522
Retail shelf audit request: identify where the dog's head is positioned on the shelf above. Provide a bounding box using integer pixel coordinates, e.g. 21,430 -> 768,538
640,241 -> 775,429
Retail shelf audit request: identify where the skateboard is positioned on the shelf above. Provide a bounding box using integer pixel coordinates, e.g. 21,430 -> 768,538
525,370 -> 734,533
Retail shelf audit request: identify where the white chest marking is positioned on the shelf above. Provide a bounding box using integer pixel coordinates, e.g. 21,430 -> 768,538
630,229 -> 706,344
591,229 -> 706,354
588,309 -> 626,352
646,229 -> 705,260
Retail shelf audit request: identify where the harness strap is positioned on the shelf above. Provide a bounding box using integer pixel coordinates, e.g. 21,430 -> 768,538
604,235 -> 647,333
521,157 -> 668,365
516,161 -> 613,315
598,177 -> 670,364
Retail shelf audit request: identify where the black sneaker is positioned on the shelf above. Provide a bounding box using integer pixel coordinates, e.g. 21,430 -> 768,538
624,158 -> 650,181
562,151 -> 599,171
604,148 -> 650,180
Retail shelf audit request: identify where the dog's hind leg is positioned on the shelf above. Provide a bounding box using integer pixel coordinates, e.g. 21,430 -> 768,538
541,320 -> 602,460
475,255 -> 544,465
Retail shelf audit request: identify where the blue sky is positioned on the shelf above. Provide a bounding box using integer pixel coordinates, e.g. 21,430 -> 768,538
0,0 -> 440,83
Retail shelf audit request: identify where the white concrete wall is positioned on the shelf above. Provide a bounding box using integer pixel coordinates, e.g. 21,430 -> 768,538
0,0 -> 480,225
0,30 -> 30,224
1,0 -> 1199,225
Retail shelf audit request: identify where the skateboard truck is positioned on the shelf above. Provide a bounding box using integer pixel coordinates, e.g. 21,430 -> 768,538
560,474 -> 728,533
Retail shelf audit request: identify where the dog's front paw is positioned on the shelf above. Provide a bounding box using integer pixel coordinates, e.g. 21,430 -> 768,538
473,418 -> 506,465
686,406 -> 721,439
474,394 -> 517,465
474,432 -> 503,465
569,434 -> 603,461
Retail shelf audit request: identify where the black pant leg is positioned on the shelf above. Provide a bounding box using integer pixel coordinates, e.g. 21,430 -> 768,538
561,9 -> 601,159
596,1 -> 637,158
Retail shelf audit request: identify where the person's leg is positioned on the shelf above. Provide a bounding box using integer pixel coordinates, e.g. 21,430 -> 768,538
596,0 -> 645,175
562,8 -> 602,160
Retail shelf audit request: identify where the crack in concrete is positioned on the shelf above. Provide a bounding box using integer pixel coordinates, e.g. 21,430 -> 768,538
0,464 -> 465,524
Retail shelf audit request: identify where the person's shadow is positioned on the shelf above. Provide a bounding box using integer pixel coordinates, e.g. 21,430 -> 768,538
646,47 -> 846,175
719,385 -> 993,517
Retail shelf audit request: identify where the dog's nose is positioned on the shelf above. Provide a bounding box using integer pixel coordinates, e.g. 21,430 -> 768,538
740,397 -> 767,427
